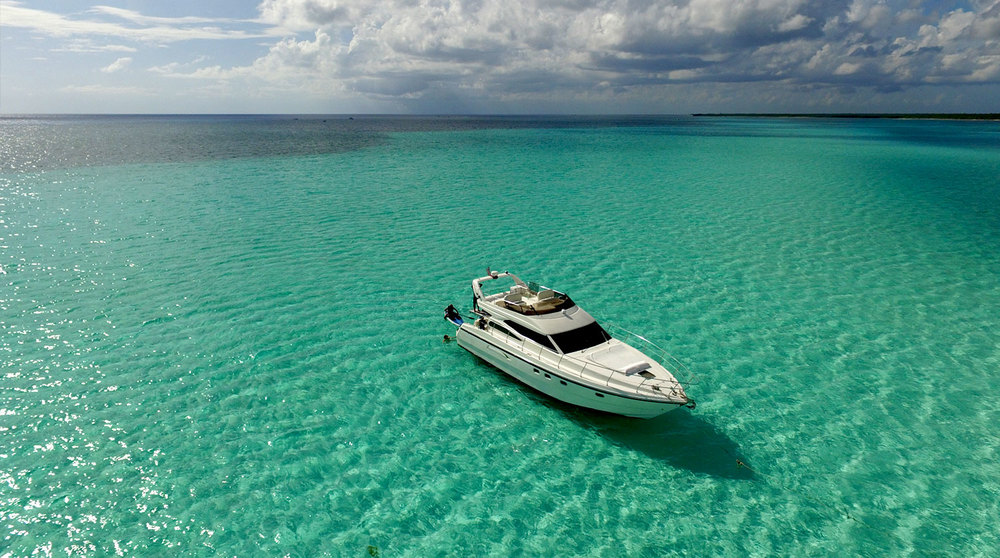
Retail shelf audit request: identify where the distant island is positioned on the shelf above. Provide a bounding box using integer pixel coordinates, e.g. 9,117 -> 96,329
692,113 -> 1000,120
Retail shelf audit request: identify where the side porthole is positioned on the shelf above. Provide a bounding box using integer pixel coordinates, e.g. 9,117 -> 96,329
595,393 -> 605,398
559,380 -> 567,386
544,373 -> 551,379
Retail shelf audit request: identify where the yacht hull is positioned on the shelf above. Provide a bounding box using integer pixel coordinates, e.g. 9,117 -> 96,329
457,326 -> 682,419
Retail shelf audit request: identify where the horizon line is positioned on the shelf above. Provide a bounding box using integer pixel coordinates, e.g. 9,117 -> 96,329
2,112 -> 999,120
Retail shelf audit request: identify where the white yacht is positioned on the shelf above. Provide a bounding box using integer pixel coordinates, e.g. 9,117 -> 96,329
446,270 -> 695,419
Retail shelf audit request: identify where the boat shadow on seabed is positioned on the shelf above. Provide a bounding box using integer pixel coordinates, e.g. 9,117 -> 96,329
537,396 -> 755,480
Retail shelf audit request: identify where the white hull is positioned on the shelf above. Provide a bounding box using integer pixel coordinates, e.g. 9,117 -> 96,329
457,325 -> 685,419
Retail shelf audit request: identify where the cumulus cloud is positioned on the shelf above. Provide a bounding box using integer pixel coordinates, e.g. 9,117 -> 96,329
5,0 -> 1000,111
198,0 -> 998,108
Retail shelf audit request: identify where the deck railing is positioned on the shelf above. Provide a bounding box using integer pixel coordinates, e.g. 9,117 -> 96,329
601,323 -> 698,388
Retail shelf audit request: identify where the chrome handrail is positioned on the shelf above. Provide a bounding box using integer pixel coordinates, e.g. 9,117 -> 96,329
602,323 -> 698,387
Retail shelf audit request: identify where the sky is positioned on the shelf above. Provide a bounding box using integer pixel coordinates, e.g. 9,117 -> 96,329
1,0 -> 999,114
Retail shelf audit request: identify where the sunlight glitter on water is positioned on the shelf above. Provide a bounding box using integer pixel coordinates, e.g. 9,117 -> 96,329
2,116 -> 1000,555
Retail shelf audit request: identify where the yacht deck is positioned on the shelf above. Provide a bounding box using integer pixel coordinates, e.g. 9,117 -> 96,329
485,286 -> 576,315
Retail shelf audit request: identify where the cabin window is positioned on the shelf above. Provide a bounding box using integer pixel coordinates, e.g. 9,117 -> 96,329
550,322 -> 611,354
506,321 -> 557,352
491,322 -> 519,340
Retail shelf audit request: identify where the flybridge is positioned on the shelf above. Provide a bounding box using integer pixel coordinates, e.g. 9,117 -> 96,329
472,269 -> 576,316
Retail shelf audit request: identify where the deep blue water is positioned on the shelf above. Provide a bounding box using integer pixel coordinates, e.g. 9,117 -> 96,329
2,115 -> 1000,556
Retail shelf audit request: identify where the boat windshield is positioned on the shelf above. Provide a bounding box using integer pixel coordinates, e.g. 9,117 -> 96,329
550,322 -> 611,354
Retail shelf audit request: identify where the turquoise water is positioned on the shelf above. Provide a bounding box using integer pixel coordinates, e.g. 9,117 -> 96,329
2,115 -> 1000,556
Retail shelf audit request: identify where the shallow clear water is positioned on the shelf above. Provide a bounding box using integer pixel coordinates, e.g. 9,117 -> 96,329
2,115 -> 1000,555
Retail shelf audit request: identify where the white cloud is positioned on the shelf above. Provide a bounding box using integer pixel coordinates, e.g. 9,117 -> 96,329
0,0 -> 277,42
221,0 -> 1000,104
778,14 -> 814,32
834,62 -> 861,75
4,0 -> 1000,112
101,57 -> 132,73
195,0 -> 834,101
256,0 -> 363,31
61,84 -> 150,95
48,40 -> 138,53
88,6 -> 220,26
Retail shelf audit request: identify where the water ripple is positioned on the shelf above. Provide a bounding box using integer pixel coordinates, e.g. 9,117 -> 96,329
2,117 -> 999,555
